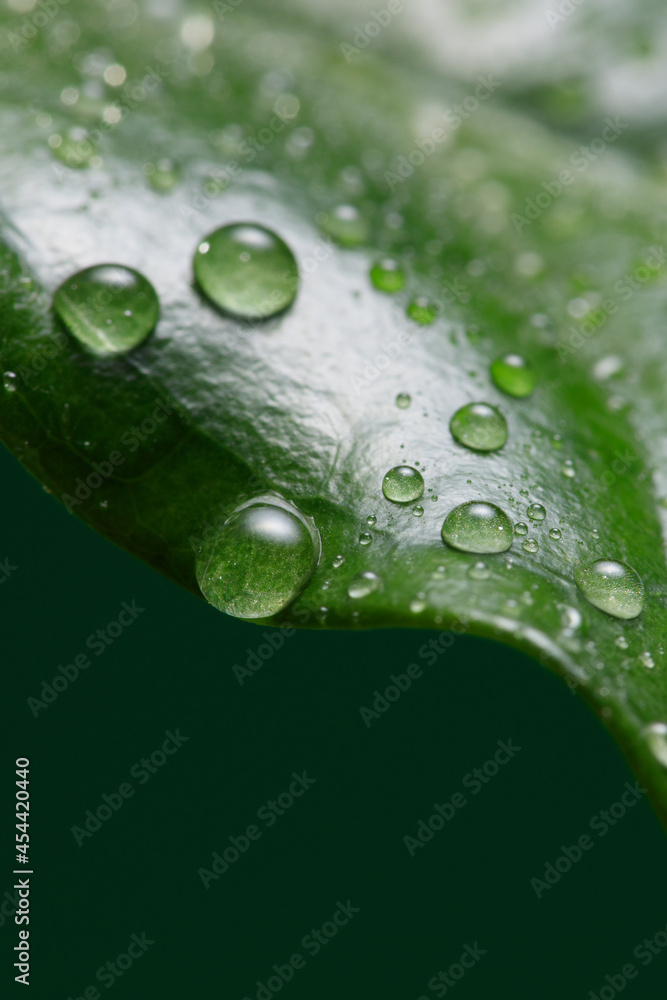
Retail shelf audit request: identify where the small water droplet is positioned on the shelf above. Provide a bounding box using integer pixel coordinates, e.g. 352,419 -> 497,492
527,503 -> 546,521
320,204 -> 368,246
558,604 -> 582,631
382,465 -> 424,503
359,532 -> 373,546
549,527 -> 562,540
450,402 -> 507,452
410,594 -> 427,613
614,635 -> 629,650
195,495 -> 320,619
561,459 -> 576,478
348,570 -> 382,599
366,514 -> 377,526
412,505 -> 424,517
490,354 -> 536,398
194,223 -> 298,319
332,554 -> 345,568
431,494 -> 438,502
395,392 -> 412,409
522,537 -> 539,553
407,297 -> 436,325
468,561 -> 490,580
145,157 -> 180,193
53,265 -> 159,355
520,489 -> 529,498
441,501 -> 513,554
639,650 -> 655,668
3,371 -> 17,392
574,559 -> 644,620
370,258 -> 405,293
642,723 -> 667,767
514,522 -> 528,536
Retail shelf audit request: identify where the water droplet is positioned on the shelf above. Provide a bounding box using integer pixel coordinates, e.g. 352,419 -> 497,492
145,158 -> 179,193
468,561 -> 490,580
395,393 -> 412,409
441,501 -> 513,554
194,223 -> 298,320
410,594 -> 427,613
366,514 -> 377,526
370,258 -> 405,293
3,371 -> 17,392
558,605 -> 582,631
639,651 -> 655,668
549,527 -> 562,540
520,489 -> 529,497
527,503 -> 546,521
320,204 -> 368,247
561,459 -> 576,478
53,265 -> 159,355
411,505 -> 424,518
574,559 -> 644,620
450,402 -> 507,452
614,635 -> 629,649
431,494 -> 438,502
515,522 -> 528,536
642,723 -> 667,767
332,554 -> 345,568
348,571 -> 382,599
522,537 -> 539,553
195,495 -> 320,619
407,297 -> 436,325
359,532 -> 373,546
382,465 -> 424,503
490,354 -> 536,398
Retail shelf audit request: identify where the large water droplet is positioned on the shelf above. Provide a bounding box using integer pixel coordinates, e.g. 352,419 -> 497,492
194,223 -> 298,319
574,559 -> 644,620
441,501 -> 513,554
195,495 -> 320,619
53,265 -> 159,355
382,465 -> 424,503
348,571 -> 382,599
642,723 -> 667,767
527,503 -> 546,521
450,403 -> 508,452
490,354 -> 536,398
370,258 -> 405,293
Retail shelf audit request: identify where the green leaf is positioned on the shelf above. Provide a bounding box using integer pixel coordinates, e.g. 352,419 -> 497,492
2,3 -> 667,826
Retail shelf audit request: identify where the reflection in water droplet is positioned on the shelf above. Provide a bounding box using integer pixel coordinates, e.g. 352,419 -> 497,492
396,393 -> 412,409
407,298 -> 436,325
370,258 -> 405,293
549,527 -> 562,540
54,265 -> 159,355
366,514 -> 377,526
639,651 -> 655,668
561,459 -> 576,478
413,506 -> 424,517
348,571 -> 382,598
468,561 -> 490,580
332,554 -> 345,569
522,538 -> 539,553
490,354 -> 536,398
3,371 -> 17,393
527,503 -> 546,521
359,532 -> 373,546
441,501 -> 513,554
450,402 -> 508,452
642,723 -> 667,767
382,465 -> 424,503
515,522 -> 528,536
574,559 -> 644,620
195,495 -> 320,619
194,223 -> 298,319
614,635 -> 629,650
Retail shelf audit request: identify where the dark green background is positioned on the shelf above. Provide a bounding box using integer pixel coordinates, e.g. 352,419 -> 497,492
2,443 -> 667,999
